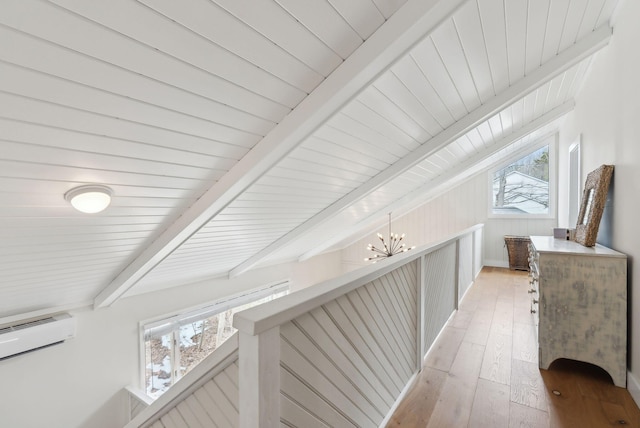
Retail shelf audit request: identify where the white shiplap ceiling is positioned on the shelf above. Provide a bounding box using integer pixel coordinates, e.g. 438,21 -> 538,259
0,0 -> 619,317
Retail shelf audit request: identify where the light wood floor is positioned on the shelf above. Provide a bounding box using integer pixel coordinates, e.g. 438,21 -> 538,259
387,267 -> 640,427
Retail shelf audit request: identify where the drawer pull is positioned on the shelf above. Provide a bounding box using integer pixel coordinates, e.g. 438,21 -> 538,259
528,289 -> 536,294
532,299 -> 539,304
531,308 -> 537,314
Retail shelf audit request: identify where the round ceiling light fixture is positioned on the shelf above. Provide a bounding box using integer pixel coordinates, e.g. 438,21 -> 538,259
65,185 -> 113,214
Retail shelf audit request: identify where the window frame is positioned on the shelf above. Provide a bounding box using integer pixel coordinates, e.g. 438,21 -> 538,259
568,137 -> 582,226
487,135 -> 557,220
138,280 -> 289,398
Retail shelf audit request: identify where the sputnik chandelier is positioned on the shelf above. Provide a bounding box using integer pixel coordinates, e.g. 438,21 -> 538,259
365,213 -> 415,263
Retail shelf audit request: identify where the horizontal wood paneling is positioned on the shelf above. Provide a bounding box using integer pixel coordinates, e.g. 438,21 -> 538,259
0,0 -> 618,314
137,0 -> 325,93
326,0 -> 385,40
0,4 -> 288,120
127,0 -> 608,287
212,0 -> 342,76
0,0 -> 412,313
175,64 -> 583,274
274,0 -> 363,59
49,0 -> 308,108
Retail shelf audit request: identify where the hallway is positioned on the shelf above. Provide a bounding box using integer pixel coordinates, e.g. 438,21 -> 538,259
387,267 -> 640,427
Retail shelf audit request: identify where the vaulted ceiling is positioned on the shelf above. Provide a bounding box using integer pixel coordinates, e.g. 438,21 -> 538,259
0,0 -> 619,317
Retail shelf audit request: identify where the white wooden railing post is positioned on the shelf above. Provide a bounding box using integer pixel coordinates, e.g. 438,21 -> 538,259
471,229 -> 477,278
239,327 -> 280,428
454,238 -> 460,309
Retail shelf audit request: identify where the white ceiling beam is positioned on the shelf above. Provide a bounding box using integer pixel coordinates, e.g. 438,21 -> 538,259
298,100 -> 575,260
230,24 -> 611,277
94,0 -> 469,308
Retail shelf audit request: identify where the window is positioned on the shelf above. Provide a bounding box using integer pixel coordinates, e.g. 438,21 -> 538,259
491,145 -> 551,216
141,282 -> 289,399
568,139 -> 581,225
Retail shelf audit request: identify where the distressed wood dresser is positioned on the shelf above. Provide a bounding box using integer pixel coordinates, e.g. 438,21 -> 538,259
529,236 -> 627,387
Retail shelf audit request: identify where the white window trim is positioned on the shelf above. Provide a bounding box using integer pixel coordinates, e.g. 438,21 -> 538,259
138,280 -> 290,395
568,136 -> 582,226
487,134 -> 557,220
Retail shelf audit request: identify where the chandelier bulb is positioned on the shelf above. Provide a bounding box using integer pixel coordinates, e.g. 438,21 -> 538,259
365,213 -> 414,263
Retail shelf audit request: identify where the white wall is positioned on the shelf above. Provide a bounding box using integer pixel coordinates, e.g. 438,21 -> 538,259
0,254 -> 343,428
557,0 -> 640,396
342,171 -> 556,269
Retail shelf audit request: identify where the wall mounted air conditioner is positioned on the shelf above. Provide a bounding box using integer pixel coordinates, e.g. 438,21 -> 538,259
0,313 -> 76,360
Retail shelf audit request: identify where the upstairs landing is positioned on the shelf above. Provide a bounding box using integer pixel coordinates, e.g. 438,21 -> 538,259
387,267 -> 640,427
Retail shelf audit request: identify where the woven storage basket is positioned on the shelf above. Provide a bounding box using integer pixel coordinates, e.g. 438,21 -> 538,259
504,235 -> 531,271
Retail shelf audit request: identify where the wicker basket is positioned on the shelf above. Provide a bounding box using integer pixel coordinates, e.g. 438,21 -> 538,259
504,235 -> 531,271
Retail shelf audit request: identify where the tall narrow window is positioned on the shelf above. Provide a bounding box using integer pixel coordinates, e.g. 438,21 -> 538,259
568,140 -> 581,225
141,282 -> 289,399
491,145 -> 550,215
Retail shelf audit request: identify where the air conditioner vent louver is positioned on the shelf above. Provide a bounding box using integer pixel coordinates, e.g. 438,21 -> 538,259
11,317 -> 56,331
0,313 -> 76,360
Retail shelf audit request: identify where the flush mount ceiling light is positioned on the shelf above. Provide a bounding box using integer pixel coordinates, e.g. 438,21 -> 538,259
64,185 -> 113,214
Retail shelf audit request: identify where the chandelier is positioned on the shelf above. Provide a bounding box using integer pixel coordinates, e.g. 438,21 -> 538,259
365,213 -> 415,263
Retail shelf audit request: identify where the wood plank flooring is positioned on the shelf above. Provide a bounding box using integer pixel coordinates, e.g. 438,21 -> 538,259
387,267 -> 640,427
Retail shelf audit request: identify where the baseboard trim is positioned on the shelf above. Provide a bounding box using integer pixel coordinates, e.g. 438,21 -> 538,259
628,370 -> 640,407
380,309 -> 457,426
379,371 -> 418,428
458,281 -> 474,308
484,259 -> 509,268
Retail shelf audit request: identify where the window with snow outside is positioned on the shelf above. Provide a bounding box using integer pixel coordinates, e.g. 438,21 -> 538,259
491,145 -> 550,216
142,283 -> 289,399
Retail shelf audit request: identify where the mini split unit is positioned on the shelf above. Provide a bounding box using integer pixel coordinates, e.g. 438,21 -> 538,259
0,313 -> 76,360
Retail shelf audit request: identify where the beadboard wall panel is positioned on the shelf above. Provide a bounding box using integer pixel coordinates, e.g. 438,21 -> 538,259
422,243 -> 457,356
134,1 -> 606,290
280,262 -> 418,427
474,227 -> 484,278
458,233 -> 474,299
260,59 -> 585,266
0,0 -> 617,315
128,360 -> 239,428
0,0 -> 411,314
342,166 -> 556,270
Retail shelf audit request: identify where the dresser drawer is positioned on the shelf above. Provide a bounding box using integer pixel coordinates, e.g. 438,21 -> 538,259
527,243 -> 539,328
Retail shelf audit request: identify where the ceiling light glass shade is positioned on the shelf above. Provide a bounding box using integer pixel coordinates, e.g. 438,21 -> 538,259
65,185 -> 113,213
